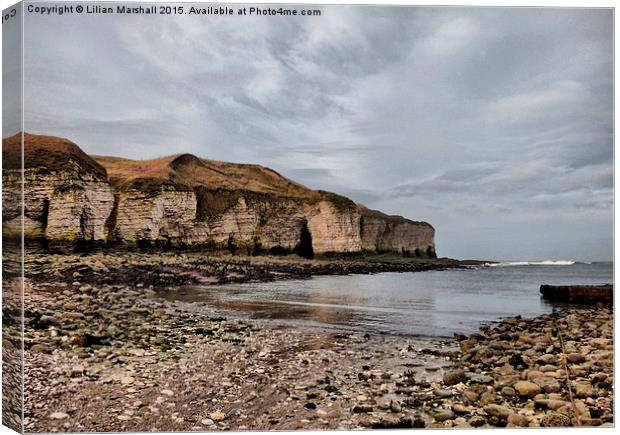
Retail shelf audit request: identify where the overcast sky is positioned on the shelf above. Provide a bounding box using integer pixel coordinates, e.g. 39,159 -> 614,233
6,4 -> 613,261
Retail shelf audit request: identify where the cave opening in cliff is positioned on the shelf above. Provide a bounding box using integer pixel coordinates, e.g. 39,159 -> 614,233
41,199 -> 50,231
75,211 -> 95,253
296,220 -> 314,259
104,193 -> 120,243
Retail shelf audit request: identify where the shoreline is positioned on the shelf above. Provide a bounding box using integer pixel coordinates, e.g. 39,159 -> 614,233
19,249 -> 479,289
3,252 -> 614,431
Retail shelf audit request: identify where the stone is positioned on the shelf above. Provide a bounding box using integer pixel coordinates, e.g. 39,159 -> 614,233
526,370 -> 545,381
452,404 -> 469,415
501,386 -> 516,397
433,409 -> 455,422
30,344 -> 52,354
413,417 -> 426,428
573,382 -> 594,398
591,373 -> 608,383
579,418 -> 603,426
40,315 -> 61,327
71,364 -> 85,376
201,418 -> 215,426
468,373 -> 494,384
376,397 -> 391,410
507,413 -> 529,427
566,353 -> 586,364
120,376 -> 135,385
462,390 -> 479,404
541,382 -> 561,394
547,400 -> 568,411
541,412 -> 572,427
453,417 -> 469,428
209,411 -> 226,422
50,412 -> 69,420
514,381 -> 541,397
468,416 -> 486,427
479,392 -> 498,405
390,401 -> 402,413
537,354 -> 558,365
589,338 -> 610,349
433,389 -> 454,398
484,404 -> 512,420
62,312 -> 85,321
459,340 -> 476,354
443,369 -> 467,386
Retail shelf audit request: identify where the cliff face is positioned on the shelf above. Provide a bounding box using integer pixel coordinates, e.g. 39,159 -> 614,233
2,134 -> 115,246
360,207 -> 435,256
3,133 -> 435,256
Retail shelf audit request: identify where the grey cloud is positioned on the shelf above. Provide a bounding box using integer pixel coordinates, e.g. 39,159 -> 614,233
574,198 -> 613,211
282,168 -> 334,179
383,161 -> 612,223
437,166 -> 499,183
564,139 -> 614,169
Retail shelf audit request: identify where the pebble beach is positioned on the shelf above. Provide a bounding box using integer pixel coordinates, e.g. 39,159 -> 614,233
2,252 -> 614,431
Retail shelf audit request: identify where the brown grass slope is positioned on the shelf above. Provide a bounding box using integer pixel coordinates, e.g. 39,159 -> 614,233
358,204 -> 433,229
2,132 -> 107,179
93,153 -> 319,200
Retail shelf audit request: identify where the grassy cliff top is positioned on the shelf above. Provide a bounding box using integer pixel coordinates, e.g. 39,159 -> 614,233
2,133 -> 108,179
92,153 -> 321,200
358,204 -> 434,229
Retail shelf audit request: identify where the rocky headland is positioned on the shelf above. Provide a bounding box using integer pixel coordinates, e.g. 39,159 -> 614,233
3,133 -> 435,258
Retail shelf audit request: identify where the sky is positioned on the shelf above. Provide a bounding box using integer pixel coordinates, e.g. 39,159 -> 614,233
3,3 -> 614,261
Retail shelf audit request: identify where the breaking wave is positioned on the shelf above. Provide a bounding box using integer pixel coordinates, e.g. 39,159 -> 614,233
485,260 -> 576,267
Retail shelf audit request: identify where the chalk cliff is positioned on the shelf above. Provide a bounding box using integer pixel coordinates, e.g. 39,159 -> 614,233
2,133 -> 114,247
3,133 -> 435,256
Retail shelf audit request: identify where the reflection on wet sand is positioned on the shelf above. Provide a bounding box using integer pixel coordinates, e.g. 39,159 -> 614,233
158,285 -> 369,328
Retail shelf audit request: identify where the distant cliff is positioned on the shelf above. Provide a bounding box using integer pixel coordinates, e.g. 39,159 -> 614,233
2,133 -> 436,257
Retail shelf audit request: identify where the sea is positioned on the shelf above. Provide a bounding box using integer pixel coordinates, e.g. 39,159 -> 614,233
160,261 -> 613,338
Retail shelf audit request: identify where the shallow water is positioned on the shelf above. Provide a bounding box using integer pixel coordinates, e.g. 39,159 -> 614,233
158,262 -> 613,338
